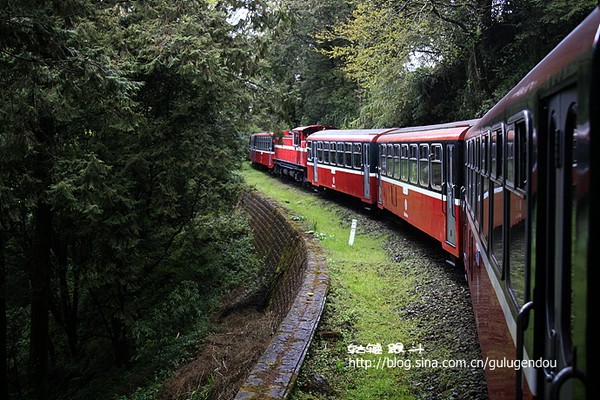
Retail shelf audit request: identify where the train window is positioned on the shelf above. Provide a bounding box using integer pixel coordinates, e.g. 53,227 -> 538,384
345,143 -> 352,167
393,144 -> 401,180
419,144 -> 429,187
481,172 -> 489,246
507,190 -> 527,306
506,126 -> 516,185
409,144 -> 419,184
490,181 -> 504,274
490,131 -> 497,177
379,145 -> 387,175
307,141 -> 313,161
329,142 -> 336,164
353,143 -> 362,169
387,144 -> 394,177
515,119 -> 528,190
497,127 -> 504,179
475,137 -> 480,172
293,131 -> 300,147
401,144 -> 409,181
431,144 -> 442,190
323,142 -> 330,164
474,143 -> 480,223
337,143 -> 344,166
481,131 -> 489,175
317,142 -> 323,163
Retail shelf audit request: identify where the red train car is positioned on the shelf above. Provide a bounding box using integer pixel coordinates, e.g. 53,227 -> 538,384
273,125 -> 332,182
248,131 -> 275,169
461,7 -> 599,400
306,128 -> 396,204
376,121 -> 476,260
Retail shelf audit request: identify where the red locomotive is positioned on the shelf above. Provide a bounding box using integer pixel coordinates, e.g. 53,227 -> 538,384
248,6 -> 598,400
273,124 -> 333,182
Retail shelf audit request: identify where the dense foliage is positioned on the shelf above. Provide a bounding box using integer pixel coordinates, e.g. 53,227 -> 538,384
263,0 -> 597,128
316,0 -> 596,127
1,1 -> 268,399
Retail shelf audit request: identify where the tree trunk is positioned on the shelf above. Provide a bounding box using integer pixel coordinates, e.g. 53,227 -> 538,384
29,203 -> 53,399
0,235 -> 8,400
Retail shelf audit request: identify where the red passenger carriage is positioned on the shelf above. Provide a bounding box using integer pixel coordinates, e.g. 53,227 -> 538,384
306,128 -> 396,204
461,7 -> 599,400
376,121 -> 476,259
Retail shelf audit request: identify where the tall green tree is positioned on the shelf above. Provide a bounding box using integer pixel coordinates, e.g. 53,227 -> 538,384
318,0 -> 597,127
252,0 -> 359,130
1,0 -> 267,398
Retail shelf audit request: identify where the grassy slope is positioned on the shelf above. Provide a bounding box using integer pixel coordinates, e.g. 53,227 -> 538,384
241,163 -> 423,399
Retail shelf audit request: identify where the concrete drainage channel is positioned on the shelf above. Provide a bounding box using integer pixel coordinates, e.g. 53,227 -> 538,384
236,191 -> 329,399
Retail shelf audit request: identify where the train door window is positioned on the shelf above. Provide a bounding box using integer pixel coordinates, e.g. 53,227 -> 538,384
385,144 -> 393,177
507,126 -> 516,185
380,145 -> 387,175
468,140 -> 475,211
506,111 -> 531,307
353,143 -> 362,169
431,144 -> 442,191
401,144 -> 409,181
329,142 -> 336,164
337,142 -> 344,166
474,138 -> 481,225
496,125 -> 504,180
490,180 -> 504,275
317,142 -> 323,163
307,141 -> 313,161
517,120 -> 527,190
482,132 -> 490,245
508,116 -> 529,191
345,143 -> 352,167
491,131 -> 497,177
409,144 -> 419,184
393,144 -> 401,180
293,131 -> 300,146
464,141 -> 470,209
333,143 -> 338,165
419,144 -> 430,187
507,189 -> 527,306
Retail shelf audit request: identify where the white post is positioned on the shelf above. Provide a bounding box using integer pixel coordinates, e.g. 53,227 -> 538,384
348,219 -> 357,246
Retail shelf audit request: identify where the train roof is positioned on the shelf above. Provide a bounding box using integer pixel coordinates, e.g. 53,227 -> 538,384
379,119 -> 478,142
291,124 -> 336,134
306,128 -> 397,142
471,6 -> 600,134
251,131 -> 273,137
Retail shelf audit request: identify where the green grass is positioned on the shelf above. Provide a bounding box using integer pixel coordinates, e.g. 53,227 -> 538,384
240,164 -> 424,399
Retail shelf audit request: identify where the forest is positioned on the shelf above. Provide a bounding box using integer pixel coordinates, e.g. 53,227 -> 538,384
0,1 -> 596,399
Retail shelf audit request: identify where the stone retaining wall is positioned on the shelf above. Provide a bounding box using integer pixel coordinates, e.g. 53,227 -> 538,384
235,191 -> 329,399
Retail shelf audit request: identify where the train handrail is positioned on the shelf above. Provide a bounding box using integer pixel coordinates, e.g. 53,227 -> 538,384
550,365 -> 586,400
441,182 -> 447,215
516,300 -> 534,400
